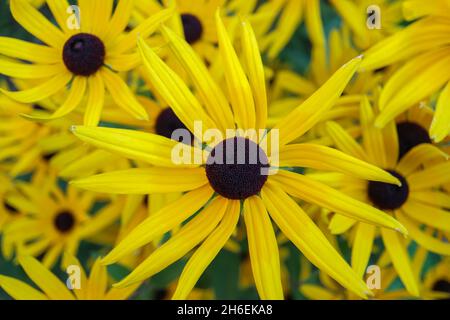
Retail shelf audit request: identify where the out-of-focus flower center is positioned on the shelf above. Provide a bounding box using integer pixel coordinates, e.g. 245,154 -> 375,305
53,210 -> 76,233
155,108 -> 191,142
368,170 -> 409,210
205,137 -> 269,200
63,33 -> 105,76
432,279 -> 450,294
396,121 -> 431,159
181,13 -> 203,44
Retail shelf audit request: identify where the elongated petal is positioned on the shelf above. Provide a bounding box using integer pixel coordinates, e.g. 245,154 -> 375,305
10,0 -> 65,48
138,38 -> 217,135
376,47 -> 450,128
396,144 -> 448,176
112,5 -> 175,53
101,185 -> 214,265
160,26 -> 234,132
46,0 -> 72,33
216,11 -> 255,129
114,196 -> 228,288
410,191 -> 450,209
397,211 -> 450,256
18,256 -> 75,300
23,76 -> 87,121
351,222 -> 376,278
279,143 -> 400,184
101,68 -> 148,120
329,213 -> 357,234
0,275 -> 48,300
172,200 -> 240,299
360,96 -> 387,167
241,20 -> 267,129
0,59 -> 63,79
273,56 -> 362,146
103,0 -> 134,43
84,73 -> 105,126
407,161 -> 450,190
243,196 -> 283,300
430,80 -> 450,142
0,37 -> 59,63
326,121 -> 368,160
261,182 -> 370,298
0,72 -> 72,103
271,170 -> 407,234
380,228 -> 420,297
402,201 -> 450,232
361,17 -> 450,70
71,167 -> 207,194
71,126 -> 199,167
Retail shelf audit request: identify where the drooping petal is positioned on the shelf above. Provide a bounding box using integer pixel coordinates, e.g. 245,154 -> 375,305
243,196 -> 284,300
261,182 -> 370,298
18,256 -> 75,300
84,73 -> 105,126
101,185 -> 214,265
351,222 -> 376,278
279,143 -> 400,184
71,126 -> 200,167
0,59 -> 64,79
70,167 -> 208,194
0,37 -> 59,63
160,26 -> 234,132
113,196 -> 228,288
271,170 -> 407,234
216,11 -> 256,129
0,275 -> 48,300
380,228 -> 420,297
172,200 -> 240,300
273,56 -> 362,146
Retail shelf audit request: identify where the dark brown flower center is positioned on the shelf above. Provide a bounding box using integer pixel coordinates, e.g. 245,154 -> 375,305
53,210 -> 76,233
205,137 -> 269,200
368,170 -> 409,210
181,14 -> 203,44
396,121 -> 431,159
63,33 -> 105,76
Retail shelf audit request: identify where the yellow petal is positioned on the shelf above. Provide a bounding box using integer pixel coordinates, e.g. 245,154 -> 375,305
407,161 -> 450,190
101,185 -> 214,265
273,55 -> 362,146
137,37 -> 217,135
10,0 -> 65,48
0,72 -> 72,103
241,20 -> 267,129
351,222 -> 376,278
0,275 -> 48,300
101,68 -> 148,120
279,143 -> 400,184
397,211 -> 450,256
430,80 -> 450,142
261,182 -> 370,298
160,26 -> 234,132
396,144 -> 448,176
0,59 -> 63,79
103,0 -> 134,44
325,121 -> 368,161
71,125 -> 199,167
84,73 -> 105,126
172,200 -> 240,300
243,196 -> 283,300
71,167 -> 207,194
0,37 -> 59,63
380,228 -> 420,297
402,201 -> 450,232
329,213 -> 357,234
114,196 -> 228,288
216,10 -> 255,129
18,256 -> 75,300
271,170 -> 407,234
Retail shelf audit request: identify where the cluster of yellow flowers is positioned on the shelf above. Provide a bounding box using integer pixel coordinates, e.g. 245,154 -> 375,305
0,0 -> 448,300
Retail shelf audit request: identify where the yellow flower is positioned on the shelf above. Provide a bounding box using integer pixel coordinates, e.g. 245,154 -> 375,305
360,0 -> 450,142
70,12 -> 407,300
0,255 -> 140,300
324,96 -> 450,297
2,165 -> 122,268
0,0 -> 175,125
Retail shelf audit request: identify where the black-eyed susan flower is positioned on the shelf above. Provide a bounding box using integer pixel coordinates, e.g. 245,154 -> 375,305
422,257 -> 450,299
69,12 -> 408,300
324,96 -> 450,296
360,0 -> 450,142
0,255 -> 140,300
0,0 -> 175,125
2,165 -> 122,268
